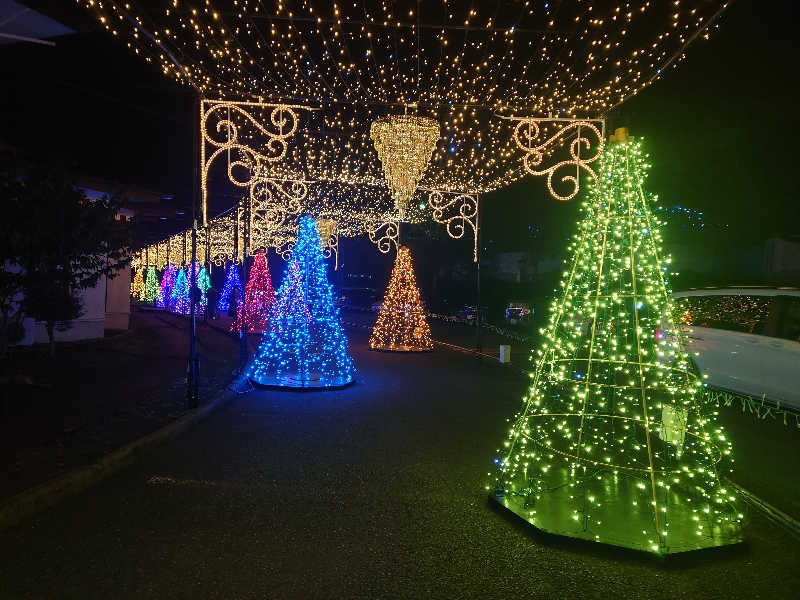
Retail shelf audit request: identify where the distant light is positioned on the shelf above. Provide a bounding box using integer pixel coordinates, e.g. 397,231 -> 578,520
419,202 -> 426,209
176,211 -> 185,215
162,196 -> 173,201
159,217 -> 167,221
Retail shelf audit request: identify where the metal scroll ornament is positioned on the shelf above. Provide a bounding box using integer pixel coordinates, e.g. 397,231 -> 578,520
365,219 -> 400,254
272,217 -> 339,270
427,190 -> 479,262
513,119 -> 604,202
208,213 -> 236,266
275,237 -> 296,263
317,218 -> 339,270
370,114 -> 440,219
200,100 -> 306,225
249,178 -> 308,249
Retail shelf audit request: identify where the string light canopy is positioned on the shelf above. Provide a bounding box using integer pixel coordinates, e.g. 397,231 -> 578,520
82,0 -> 731,197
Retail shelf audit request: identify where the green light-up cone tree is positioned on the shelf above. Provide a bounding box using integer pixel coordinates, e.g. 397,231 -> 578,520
143,266 -> 159,303
490,136 -> 743,554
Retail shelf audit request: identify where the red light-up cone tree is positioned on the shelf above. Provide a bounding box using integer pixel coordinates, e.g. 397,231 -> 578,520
231,251 -> 274,334
369,246 -> 433,352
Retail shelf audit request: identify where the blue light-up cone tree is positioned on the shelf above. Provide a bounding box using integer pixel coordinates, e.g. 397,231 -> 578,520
156,264 -> 177,309
247,215 -> 354,389
490,137 -> 743,554
217,262 -> 243,314
170,267 -> 191,315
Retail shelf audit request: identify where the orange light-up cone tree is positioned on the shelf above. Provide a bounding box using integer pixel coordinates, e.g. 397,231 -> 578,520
369,246 -> 433,352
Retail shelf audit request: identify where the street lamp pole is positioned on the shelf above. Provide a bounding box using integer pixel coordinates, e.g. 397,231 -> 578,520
475,195 -> 482,353
187,92 -> 201,409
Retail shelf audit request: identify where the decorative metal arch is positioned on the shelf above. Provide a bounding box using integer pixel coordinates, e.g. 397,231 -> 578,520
364,219 -> 400,255
425,189 -> 479,263
200,99 -> 312,226
504,116 -> 606,202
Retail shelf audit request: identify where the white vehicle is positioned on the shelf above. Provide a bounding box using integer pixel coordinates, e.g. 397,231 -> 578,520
671,287 -> 800,410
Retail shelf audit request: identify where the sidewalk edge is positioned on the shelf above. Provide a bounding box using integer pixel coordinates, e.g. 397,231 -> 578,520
0,376 -> 243,532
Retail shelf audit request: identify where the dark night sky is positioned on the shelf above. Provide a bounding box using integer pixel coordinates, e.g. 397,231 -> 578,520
1,1 -> 798,274
483,1 -> 800,251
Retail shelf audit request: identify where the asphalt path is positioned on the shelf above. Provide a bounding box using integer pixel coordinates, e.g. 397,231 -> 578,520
1,328 -> 798,599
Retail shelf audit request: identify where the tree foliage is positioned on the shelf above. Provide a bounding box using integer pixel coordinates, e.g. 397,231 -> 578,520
0,162 -> 131,355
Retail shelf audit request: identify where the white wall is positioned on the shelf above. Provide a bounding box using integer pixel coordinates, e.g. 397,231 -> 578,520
105,264 -> 131,330
7,261 -> 131,346
33,277 -> 107,343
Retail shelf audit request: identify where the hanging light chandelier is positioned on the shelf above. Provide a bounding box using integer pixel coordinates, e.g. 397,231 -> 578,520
370,113 -> 440,219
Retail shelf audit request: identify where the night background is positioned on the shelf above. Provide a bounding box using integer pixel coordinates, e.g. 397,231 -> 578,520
2,1 -> 798,324
2,2 -> 800,596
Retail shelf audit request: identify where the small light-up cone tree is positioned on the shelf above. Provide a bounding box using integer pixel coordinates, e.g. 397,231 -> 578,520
490,137 -> 743,554
143,266 -> 160,303
217,262 -> 242,314
131,268 -> 144,300
247,216 -> 354,389
196,264 -> 211,310
156,264 -> 177,308
170,267 -> 191,315
369,246 -> 433,351
231,251 -> 274,334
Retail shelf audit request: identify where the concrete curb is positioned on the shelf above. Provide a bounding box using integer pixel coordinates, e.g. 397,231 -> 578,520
0,375 -> 245,532
728,480 -> 800,539
341,318 -> 531,375
431,339 -> 530,377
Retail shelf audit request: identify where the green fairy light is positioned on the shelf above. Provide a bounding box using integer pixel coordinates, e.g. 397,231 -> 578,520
489,139 -> 743,554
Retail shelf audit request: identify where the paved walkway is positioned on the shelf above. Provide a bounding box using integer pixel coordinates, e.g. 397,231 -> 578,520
0,310 -> 256,501
1,328 -> 798,599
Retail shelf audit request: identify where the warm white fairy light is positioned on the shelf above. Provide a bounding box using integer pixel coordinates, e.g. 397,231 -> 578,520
370,113 -> 440,217
82,0 -> 730,198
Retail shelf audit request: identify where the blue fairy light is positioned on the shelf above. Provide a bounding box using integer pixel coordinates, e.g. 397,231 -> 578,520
217,263 -> 243,313
247,216 -> 355,387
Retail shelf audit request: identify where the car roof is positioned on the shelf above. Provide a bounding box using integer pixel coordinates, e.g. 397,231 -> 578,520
673,287 -> 800,298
